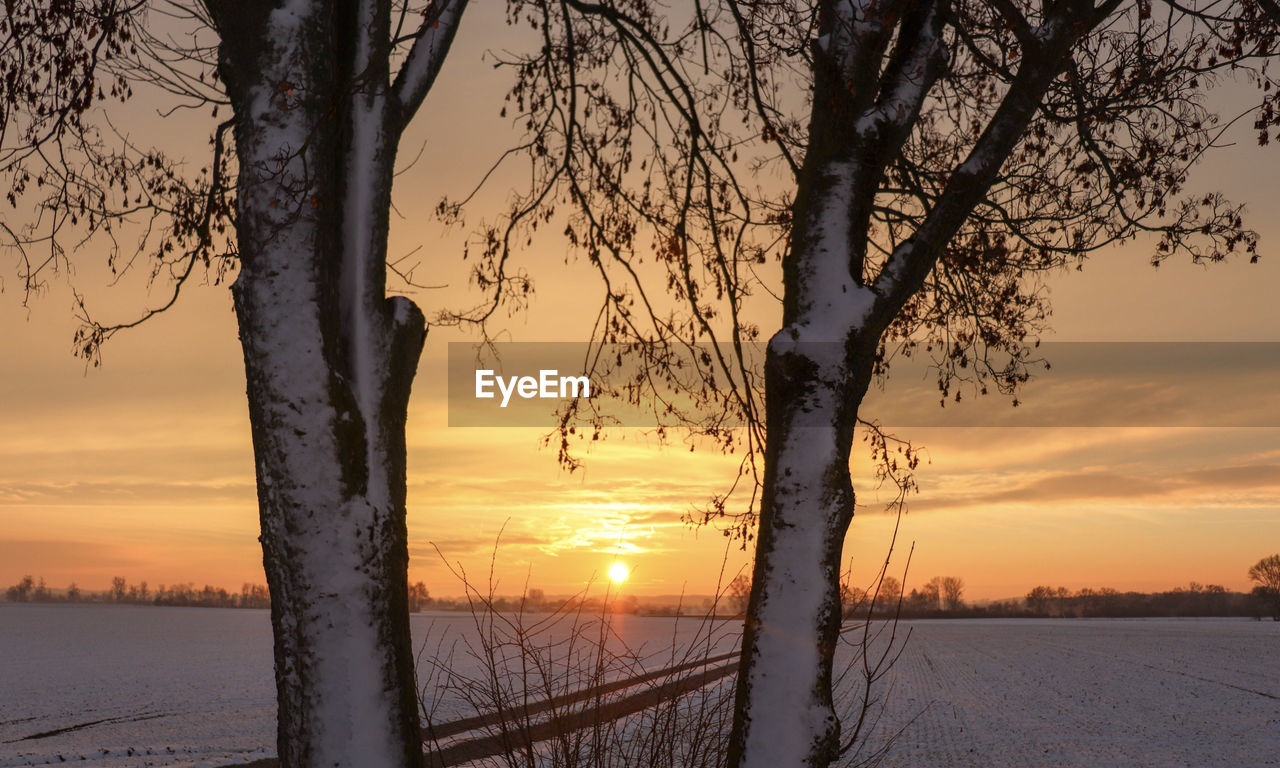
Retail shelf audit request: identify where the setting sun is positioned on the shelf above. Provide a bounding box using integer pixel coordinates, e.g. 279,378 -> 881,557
608,562 -> 629,584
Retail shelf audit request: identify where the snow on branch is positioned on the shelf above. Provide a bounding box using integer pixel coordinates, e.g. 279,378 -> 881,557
853,0 -> 946,136
818,0 -> 899,82
869,9 -> 1082,321
391,0 -> 469,131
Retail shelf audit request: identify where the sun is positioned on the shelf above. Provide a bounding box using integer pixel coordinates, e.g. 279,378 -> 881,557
608,562 -> 630,584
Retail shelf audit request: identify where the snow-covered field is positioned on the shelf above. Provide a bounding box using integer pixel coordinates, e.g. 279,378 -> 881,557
0,604 -> 275,767
1,606 -> 1277,767
0,604 -> 735,767
864,619 -> 1280,767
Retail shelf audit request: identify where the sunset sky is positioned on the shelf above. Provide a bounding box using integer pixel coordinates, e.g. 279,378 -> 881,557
2,5 -> 1278,602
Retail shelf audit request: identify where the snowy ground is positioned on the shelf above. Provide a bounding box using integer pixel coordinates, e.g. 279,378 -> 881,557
1,606 -> 1277,766
862,619 -> 1280,767
0,604 -> 275,767
0,604 -> 734,767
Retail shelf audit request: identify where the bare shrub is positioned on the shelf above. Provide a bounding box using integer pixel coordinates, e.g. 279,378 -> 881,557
415,548 -> 911,768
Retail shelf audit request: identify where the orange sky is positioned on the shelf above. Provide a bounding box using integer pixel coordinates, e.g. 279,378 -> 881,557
1,6 -> 1278,602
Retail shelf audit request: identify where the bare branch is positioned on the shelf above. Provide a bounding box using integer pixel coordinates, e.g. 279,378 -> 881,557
391,0 -> 470,132
870,8 -> 1086,327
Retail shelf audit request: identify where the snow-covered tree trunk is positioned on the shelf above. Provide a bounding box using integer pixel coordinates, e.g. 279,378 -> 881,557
726,157 -> 880,768
205,1 -> 467,765
727,3 -> 1094,766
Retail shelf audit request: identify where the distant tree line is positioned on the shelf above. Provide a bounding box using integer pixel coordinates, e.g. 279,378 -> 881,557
4,575 -> 272,608
9,555 -> 1278,620
0,575 -> 673,616
838,581 -> 1270,621
998,556 -> 1280,621
831,555 -> 1280,621
2,576 -> 443,613
840,575 -> 969,619
1010,582 -> 1268,619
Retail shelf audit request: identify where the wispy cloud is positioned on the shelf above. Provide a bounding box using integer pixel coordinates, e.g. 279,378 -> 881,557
905,462 -> 1280,513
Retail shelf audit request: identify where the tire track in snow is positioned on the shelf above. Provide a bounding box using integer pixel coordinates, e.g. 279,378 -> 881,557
1034,622 -> 1280,701
1134,663 -> 1280,700
3,711 -> 172,743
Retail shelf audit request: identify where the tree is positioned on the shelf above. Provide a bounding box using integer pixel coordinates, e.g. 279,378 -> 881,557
4,0 -> 473,765
502,2 -> 1275,765
875,575 -> 903,615
920,577 -> 942,612
1249,554 -> 1280,592
1260,0 -> 1280,26
1251,586 -> 1280,620
1026,585 -> 1060,616
200,2 -> 470,765
5,575 -> 35,602
726,574 -> 753,615
941,576 -> 964,611
408,581 -> 432,612
839,582 -> 867,617
1249,554 -> 1280,619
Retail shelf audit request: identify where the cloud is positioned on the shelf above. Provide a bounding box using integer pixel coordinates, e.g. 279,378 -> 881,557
411,530 -> 546,558
1181,463 -> 1280,489
408,503 -> 684,562
0,478 -> 256,505
904,462 -> 1280,514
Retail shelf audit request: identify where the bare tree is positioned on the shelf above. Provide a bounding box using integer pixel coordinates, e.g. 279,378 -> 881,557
1249,554 -> 1280,591
491,1 -> 1277,765
838,583 -> 867,618
7,2 -> 1277,766
875,575 -> 903,615
5,575 -> 35,602
940,576 -> 963,611
3,0 -> 476,765
1249,554 -> 1280,619
918,577 -> 942,612
197,3 -> 471,765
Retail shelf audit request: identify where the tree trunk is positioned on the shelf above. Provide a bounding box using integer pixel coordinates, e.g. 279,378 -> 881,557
726,355 -> 862,768
236,279 -> 425,768
726,322 -> 883,768
212,4 -> 427,766
725,146 -> 880,768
